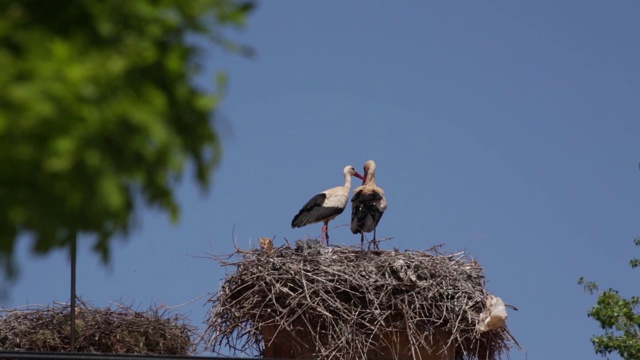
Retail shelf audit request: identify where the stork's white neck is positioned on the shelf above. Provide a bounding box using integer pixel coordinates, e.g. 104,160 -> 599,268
343,169 -> 353,190
365,168 -> 377,186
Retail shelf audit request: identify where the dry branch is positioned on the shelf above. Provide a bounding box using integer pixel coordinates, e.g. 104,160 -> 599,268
204,245 -> 519,360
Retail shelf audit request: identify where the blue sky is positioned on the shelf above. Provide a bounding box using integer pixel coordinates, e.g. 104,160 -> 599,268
4,2 -> 640,359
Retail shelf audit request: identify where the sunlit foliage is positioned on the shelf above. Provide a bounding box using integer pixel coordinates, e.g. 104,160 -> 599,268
0,0 -> 254,280
579,238 -> 640,360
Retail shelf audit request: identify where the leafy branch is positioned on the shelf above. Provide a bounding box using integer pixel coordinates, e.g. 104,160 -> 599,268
579,237 -> 640,360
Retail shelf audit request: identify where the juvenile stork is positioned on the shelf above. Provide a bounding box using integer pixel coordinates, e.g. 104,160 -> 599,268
292,165 -> 365,245
351,160 -> 387,250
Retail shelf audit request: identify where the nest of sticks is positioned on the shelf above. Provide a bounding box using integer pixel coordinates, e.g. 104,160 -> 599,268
204,244 -> 518,360
0,300 -> 195,355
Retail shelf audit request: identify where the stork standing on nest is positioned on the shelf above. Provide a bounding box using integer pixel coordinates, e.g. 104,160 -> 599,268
292,165 -> 365,246
351,160 -> 387,250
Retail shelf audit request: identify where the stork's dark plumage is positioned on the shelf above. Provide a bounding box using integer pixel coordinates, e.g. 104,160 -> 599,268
351,160 -> 387,250
292,165 -> 365,245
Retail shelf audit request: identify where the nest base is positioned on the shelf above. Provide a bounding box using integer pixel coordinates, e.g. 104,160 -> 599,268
205,244 -> 518,360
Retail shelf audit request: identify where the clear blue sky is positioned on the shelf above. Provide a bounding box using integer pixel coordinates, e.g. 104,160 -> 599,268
4,2 -> 640,359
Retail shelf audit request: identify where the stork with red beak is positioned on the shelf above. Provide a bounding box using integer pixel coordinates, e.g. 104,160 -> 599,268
351,160 -> 387,250
292,165 -> 365,245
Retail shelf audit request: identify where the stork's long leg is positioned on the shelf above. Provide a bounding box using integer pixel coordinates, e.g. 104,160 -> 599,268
360,233 -> 365,251
373,228 -> 379,250
323,221 -> 330,246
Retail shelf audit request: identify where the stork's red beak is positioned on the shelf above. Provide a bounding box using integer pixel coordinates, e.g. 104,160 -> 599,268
354,172 -> 365,182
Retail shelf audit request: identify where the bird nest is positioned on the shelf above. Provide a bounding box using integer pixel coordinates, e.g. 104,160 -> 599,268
204,243 -> 519,360
0,300 -> 195,355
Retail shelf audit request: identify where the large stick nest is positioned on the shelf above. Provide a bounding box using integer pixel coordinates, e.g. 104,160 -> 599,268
0,300 -> 195,355
204,244 -> 519,360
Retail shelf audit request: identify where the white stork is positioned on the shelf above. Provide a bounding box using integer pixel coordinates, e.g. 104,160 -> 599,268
292,165 -> 365,245
351,160 -> 387,250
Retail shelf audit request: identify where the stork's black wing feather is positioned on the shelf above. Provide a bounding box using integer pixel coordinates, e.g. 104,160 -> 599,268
292,193 -> 327,228
351,190 -> 385,234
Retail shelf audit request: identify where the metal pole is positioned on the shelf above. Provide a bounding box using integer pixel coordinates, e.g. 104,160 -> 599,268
70,232 -> 77,352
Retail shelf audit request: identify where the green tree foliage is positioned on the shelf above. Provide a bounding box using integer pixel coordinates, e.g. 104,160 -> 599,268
579,238 -> 640,360
0,0 -> 254,280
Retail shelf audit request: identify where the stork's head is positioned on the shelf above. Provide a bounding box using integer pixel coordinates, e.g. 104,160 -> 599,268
344,165 -> 365,181
362,160 -> 377,184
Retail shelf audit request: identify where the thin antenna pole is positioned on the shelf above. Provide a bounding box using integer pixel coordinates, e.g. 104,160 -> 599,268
70,232 -> 77,352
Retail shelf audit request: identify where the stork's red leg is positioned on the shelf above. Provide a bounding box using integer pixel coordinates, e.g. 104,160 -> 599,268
323,221 -> 330,246
320,222 -> 327,245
